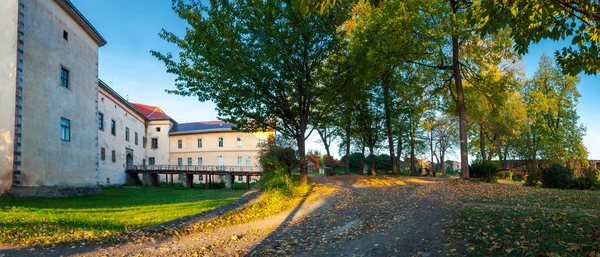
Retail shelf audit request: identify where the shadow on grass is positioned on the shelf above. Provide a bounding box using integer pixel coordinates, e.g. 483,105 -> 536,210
246,185 -> 336,255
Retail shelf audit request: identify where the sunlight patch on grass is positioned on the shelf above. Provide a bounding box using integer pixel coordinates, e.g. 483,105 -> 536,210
405,178 -> 437,184
0,187 -> 245,246
355,177 -> 406,187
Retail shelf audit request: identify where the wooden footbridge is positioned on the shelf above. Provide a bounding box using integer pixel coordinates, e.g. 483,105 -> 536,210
125,165 -> 264,190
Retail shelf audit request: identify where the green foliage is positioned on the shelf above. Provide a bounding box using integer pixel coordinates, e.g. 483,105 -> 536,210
445,166 -> 459,175
341,152 -> 365,171
366,154 -> 392,172
540,164 -> 573,189
472,0 -> 600,75
258,165 -> 311,197
469,160 -> 500,183
260,146 -> 298,174
512,172 -> 524,182
524,168 -> 542,187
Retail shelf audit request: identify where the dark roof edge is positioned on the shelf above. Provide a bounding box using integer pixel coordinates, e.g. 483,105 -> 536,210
54,0 -> 107,46
169,128 -> 236,135
149,117 -> 178,123
98,79 -> 147,121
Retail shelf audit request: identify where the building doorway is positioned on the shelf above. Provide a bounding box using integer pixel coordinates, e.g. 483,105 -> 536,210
218,156 -> 224,169
126,148 -> 134,169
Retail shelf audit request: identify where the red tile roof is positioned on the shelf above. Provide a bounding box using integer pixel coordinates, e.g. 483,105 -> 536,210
130,103 -> 172,120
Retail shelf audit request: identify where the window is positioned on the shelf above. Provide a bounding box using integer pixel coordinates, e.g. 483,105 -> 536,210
60,118 -> 70,141
237,137 -> 242,147
198,157 -> 203,166
238,176 -> 243,182
151,138 -> 158,149
177,158 -> 182,166
178,139 -> 182,149
148,157 -> 155,165
98,112 -> 104,130
111,120 -> 116,136
100,147 -> 106,160
199,176 -> 203,182
197,138 -> 202,148
238,156 -> 242,166
143,137 -> 147,148
135,132 -> 138,145
219,175 -> 225,182
259,138 -> 265,147
111,150 -> 116,163
218,137 -> 223,147
246,156 -> 251,166
156,127 -> 161,132
125,127 -> 130,141
60,66 -> 69,88
63,30 -> 68,40
187,158 -> 192,166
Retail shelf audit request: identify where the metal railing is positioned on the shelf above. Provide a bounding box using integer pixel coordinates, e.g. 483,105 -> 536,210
126,165 -> 263,173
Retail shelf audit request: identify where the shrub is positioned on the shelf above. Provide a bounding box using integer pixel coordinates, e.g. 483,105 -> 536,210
341,152 -> 365,171
524,168 -> 541,186
570,167 -> 599,190
445,166 -> 459,174
308,154 -> 320,170
260,146 -> 298,174
258,164 -> 309,197
540,164 -> 573,189
469,160 -> 500,183
366,154 -> 392,172
512,172 -> 524,182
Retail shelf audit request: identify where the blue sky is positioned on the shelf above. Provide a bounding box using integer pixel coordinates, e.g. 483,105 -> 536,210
72,0 -> 599,160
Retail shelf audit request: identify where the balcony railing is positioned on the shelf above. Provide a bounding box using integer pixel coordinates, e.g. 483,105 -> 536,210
126,165 -> 262,173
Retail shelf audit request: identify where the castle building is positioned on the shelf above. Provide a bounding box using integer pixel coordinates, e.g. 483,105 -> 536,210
0,0 -> 272,197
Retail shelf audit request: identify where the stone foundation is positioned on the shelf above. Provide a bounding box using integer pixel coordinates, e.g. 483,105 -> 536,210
10,185 -> 102,198
126,173 -> 142,185
179,174 -> 194,188
141,173 -> 159,186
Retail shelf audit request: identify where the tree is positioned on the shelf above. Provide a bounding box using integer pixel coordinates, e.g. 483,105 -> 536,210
517,55 -> 588,166
152,0 -> 351,184
473,0 -> 600,75
259,135 -> 299,174
354,89 -> 384,175
433,114 -> 459,172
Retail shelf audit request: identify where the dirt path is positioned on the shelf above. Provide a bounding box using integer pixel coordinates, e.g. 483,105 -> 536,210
0,175 -> 455,257
248,176 -> 454,257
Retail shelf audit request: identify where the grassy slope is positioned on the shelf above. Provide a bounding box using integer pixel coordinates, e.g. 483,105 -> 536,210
0,186 -> 245,246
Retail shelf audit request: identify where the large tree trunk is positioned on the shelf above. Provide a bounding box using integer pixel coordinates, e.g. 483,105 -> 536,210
317,128 -> 335,176
382,81 -> 397,175
344,124 -> 351,175
297,135 -> 308,185
451,0 -> 469,179
440,153 -> 445,174
369,145 -> 375,176
479,124 -> 486,161
396,135 -> 403,173
360,144 -> 366,175
430,129 -> 435,173
410,123 -> 418,176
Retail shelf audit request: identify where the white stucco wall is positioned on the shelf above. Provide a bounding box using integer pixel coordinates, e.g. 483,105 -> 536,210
169,131 -> 271,167
0,0 -> 19,193
169,131 -> 272,183
97,87 -> 147,186
19,0 -> 100,187
146,120 -> 172,165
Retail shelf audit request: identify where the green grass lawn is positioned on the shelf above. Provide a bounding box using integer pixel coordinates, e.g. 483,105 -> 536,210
0,186 -> 245,246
